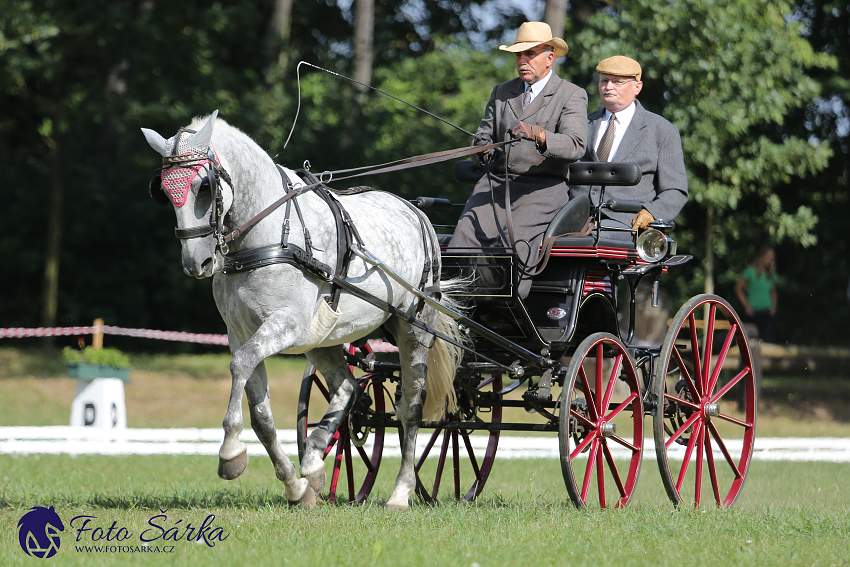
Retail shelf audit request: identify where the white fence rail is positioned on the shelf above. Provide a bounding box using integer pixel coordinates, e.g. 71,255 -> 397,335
2,427 -> 849,462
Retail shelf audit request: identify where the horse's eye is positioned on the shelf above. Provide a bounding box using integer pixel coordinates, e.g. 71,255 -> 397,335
198,177 -> 211,193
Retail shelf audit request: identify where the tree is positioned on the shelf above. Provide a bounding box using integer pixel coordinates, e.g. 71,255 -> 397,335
568,0 -> 836,300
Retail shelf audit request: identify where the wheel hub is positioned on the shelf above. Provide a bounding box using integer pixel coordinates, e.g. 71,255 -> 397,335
600,422 -> 616,437
704,402 -> 720,418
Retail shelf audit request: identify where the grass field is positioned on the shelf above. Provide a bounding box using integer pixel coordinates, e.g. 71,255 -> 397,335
1,347 -> 849,565
1,455 -> 848,566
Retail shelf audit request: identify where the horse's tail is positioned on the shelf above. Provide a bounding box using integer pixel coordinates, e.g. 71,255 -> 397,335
422,277 -> 468,421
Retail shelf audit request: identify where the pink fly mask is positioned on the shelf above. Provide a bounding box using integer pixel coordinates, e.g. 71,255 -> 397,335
142,110 -> 223,208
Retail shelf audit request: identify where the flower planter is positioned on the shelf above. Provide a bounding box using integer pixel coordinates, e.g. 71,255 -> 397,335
67,362 -> 130,382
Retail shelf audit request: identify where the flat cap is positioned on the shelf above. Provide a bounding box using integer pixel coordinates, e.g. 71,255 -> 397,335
596,55 -> 642,82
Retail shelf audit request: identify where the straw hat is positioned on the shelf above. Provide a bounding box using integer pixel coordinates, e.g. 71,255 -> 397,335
499,22 -> 568,58
596,56 -> 642,82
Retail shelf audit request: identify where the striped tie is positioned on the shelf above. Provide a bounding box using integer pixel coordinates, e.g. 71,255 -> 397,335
522,88 -> 533,109
596,113 -> 616,162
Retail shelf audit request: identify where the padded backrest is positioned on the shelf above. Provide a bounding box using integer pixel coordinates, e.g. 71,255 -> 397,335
568,162 -> 641,186
543,194 -> 591,241
454,160 -> 485,184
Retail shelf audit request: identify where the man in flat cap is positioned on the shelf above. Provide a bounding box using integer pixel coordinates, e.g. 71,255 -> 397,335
570,55 -> 688,238
448,22 -> 587,297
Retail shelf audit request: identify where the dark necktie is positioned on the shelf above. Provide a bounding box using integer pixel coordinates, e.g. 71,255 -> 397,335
596,113 -> 616,162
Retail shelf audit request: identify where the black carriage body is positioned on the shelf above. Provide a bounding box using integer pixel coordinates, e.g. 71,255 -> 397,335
441,236 -> 645,361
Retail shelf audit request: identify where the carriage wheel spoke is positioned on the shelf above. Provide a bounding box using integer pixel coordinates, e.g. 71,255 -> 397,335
354,442 -> 377,474
595,345 -> 605,421
675,421 -> 701,491
581,440 -> 599,502
707,421 -> 743,478
663,392 -> 701,412
312,374 -> 331,400
578,367 -> 600,420
701,304 -> 716,391
323,430 -> 341,459
570,407 -> 596,430
707,325 -> 737,395
703,430 -> 721,505
416,427 -> 443,471
687,313 -> 704,394
672,347 -> 700,401
710,367 -> 752,404
449,431 -> 460,500
343,438 -> 356,501
665,409 -> 701,449
571,430 -> 598,459
694,423 -> 705,506
608,434 -> 640,454
605,392 -> 638,421
602,440 -> 626,499
601,354 -> 623,413
459,429 -> 482,481
596,444 -> 606,507
328,436 -> 346,503
431,429 -> 451,501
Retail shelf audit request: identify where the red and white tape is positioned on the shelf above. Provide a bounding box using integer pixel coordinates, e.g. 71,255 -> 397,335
0,326 -> 398,352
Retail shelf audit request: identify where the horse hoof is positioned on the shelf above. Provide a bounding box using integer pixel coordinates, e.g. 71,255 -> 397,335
218,450 -> 248,480
288,486 -> 317,509
386,500 -> 409,511
303,469 -> 327,494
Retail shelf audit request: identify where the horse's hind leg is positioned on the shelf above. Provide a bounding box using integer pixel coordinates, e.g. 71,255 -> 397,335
245,362 -> 315,507
384,318 -> 432,510
300,346 -> 359,493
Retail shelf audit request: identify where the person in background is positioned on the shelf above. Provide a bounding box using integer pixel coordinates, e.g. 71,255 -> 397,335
735,245 -> 779,343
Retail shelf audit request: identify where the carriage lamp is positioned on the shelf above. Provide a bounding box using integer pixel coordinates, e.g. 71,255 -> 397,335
636,228 -> 669,262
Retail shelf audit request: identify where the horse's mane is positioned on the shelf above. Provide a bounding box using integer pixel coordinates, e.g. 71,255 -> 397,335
189,114 -> 274,184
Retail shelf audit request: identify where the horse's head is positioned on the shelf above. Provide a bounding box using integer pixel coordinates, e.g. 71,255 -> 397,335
141,110 -> 234,278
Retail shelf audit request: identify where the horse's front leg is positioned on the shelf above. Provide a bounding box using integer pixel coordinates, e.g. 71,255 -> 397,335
219,327 -> 314,506
244,361 -> 315,507
300,346 -> 359,493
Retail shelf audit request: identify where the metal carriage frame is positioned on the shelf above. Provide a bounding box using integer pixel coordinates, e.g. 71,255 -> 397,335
296,161 -> 758,509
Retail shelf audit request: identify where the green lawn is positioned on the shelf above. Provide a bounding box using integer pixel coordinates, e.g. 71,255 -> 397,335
1,454 -> 848,567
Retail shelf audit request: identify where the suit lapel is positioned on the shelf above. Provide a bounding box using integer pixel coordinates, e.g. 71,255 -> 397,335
507,78 -> 526,121
611,101 -> 647,161
519,74 -> 561,120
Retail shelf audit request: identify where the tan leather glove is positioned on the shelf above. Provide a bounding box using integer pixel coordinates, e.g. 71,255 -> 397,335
509,121 -> 547,150
632,208 -> 655,230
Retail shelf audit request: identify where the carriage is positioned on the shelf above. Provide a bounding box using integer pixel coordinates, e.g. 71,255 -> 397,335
144,111 -> 756,510
296,160 -> 757,510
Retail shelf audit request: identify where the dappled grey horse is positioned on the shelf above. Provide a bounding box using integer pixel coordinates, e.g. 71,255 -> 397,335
142,111 -> 462,508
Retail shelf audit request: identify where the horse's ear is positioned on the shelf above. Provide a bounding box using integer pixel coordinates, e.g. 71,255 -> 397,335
141,128 -> 169,157
188,109 -> 218,150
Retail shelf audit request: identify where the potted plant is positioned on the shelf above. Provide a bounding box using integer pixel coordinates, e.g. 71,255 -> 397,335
64,344 -> 131,382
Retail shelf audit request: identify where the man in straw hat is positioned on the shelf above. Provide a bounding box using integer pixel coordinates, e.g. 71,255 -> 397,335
448,22 -> 587,297
570,55 -> 688,239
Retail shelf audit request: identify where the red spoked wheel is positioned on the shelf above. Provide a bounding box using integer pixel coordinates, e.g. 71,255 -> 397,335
653,294 -> 756,507
558,332 -> 644,509
414,373 -> 502,503
296,350 -> 386,504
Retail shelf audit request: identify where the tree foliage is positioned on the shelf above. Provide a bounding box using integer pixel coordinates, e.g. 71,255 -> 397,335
1,0 -> 848,348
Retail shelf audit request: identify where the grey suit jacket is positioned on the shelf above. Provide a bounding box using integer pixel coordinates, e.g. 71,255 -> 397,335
473,74 -> 587,178
569,100 -> 688,226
